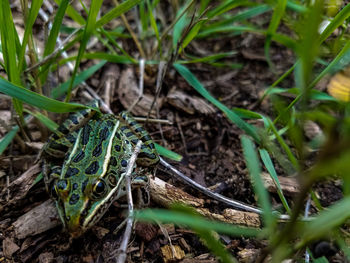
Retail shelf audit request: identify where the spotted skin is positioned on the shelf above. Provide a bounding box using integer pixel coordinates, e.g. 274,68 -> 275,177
42,101 -> 159,237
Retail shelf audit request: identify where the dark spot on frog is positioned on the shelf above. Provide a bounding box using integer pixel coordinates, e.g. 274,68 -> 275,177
131,139 -> 139,145
73,151 -> 85,163
99,127 -> 110,141
139,152 -> 157,160
135,127 -> 143,133
148,143 -> 155,149
141,135 -> 152,142
73,183 -> 78,190
69,114 -> 79,125
115,132 -> 121,140
92,143 -> 103,157
125,131 -> 134,137
66,134 -> 76,144
125,140 -> 130,144
120,126 -> 128,132
121,160 -> 127,167
129,121 -> 137,126
58,125 -> 69,135
114,145 -> 121,152
65,167 -> 79,178
69,193 -> 80,205
85,161 -> 99,175
82,125 -> 92,145
106,120 -> 114,127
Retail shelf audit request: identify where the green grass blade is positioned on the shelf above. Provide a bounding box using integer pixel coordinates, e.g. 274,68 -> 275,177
174,63 -> 260,143
173,3 -> 190,48
18,0 -> 43,71
96,0 -> 142,28
155,143 -> 182,162
146,0 -> 160,54
0,77 -> 90,113
40,0 -> 70,84
24,109 -> 59,132
206,0 -> 252,18
319,3 -> 350,44
53,0 -> 85,25
179,20 -> 207,53
51,60 -> 107,99
241,135 -> 274,228
296,195 -> 350,249
0,126 -> 19,155
66,0 -> 103,102
178,51 -> 237,64
135,209 -> 261,237
259,149 -> 291,213
264,0 -> 286,69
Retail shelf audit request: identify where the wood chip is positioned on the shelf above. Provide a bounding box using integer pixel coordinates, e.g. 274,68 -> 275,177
12,199 -> 60,239
260,172 -> 300,196
117,68 -> 163,117
3,237 -> 20,258
167,89 -> 215,115
161,245 -> 185,262
237,248 -> 260,263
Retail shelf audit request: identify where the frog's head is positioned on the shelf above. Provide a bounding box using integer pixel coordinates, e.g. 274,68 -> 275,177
51,171 -> 123,237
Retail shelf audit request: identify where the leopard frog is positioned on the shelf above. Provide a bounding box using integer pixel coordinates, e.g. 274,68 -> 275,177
42,101 -> 159,237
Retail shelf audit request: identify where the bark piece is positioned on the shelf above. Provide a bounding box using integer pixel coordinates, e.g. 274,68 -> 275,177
12,199 -> 60,239
117,68 -> 163,117
3,238 -> 20,258
161,245 -> 185,262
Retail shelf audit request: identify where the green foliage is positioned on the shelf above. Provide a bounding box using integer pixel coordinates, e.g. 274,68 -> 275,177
1,0 -> 350,261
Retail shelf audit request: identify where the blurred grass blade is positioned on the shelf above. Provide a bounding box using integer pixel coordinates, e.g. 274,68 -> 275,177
241,135 -> 274,228
264,0 -> 286,69
0,126 -> 19,155
146,0 -> 160,54
259,149 -> 291,213
178,51 -> 237,64
40,0 -> 70,84
0,78 -> 90,113
174,63 -> 260,143
206,0 -> 251,18
179,20 -> 207,53
24,109 -> 59,132
297,195 -> 350,248
319,3 -> 350,44
66,0 -> 103,101
51,60 -> 107,99
18,0 -> 43,71
155,143 -> 182,162
135,209 -> 261,237
96,0 -> 142,28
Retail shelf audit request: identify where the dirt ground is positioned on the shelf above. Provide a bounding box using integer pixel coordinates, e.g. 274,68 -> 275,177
0,4 -> 345,263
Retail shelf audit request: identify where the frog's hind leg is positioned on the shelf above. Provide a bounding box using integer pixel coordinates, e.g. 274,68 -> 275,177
42,100 -> 99,159
119,111 -> 159,167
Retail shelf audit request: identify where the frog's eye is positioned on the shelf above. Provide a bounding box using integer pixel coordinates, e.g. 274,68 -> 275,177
56,179 -> 69,191
91,179 -> 107,199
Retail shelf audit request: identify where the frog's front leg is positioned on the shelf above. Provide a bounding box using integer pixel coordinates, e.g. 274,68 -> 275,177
118,111 -> 160,167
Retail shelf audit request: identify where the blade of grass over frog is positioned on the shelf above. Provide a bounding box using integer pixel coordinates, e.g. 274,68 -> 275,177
0,1 -> 23,119
286,0 -> 307,13
0,78 -> 90,113
51,60 -> 107,99
95,0 -> 142,28
171,205 -> 237,263
0,126 -> 19,155
53,0 -> 85,25
155,143 -> 182,162
241,135 -> 274,228
174,63 -> 260,143
135,209 -> 261,237
296,195 -> 350,249
65,0 -> 103,102
18,0 -> 43,71
178,51 -> 237,64
264,0 -> 286,70
259,149 -> 291,214
40,0 -> 70,84
24,109 -> 59,132
319,3 -> 350,44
